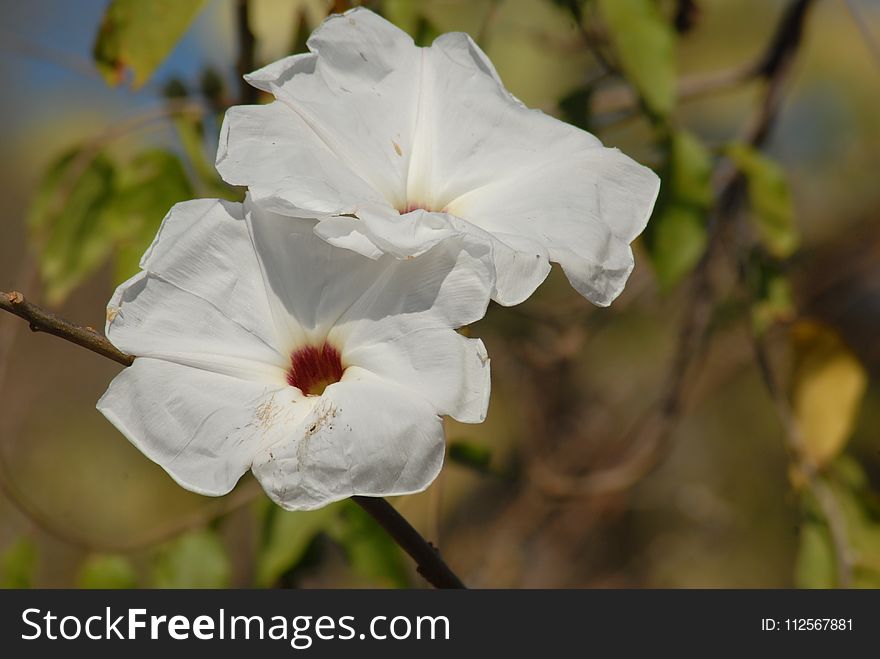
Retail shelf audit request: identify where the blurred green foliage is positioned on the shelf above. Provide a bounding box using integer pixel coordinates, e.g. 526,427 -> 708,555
1,0 -> 877,589
77,554 -> 139,589
152,529 -> 231,588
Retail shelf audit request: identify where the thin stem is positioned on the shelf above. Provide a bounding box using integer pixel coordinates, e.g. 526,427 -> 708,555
0,290 -> 467,588
0,291 -> 132,366
236,0 -> 258,105
353,496 -> 465,589
751,335 -> 853,587
529,0 -> 816,500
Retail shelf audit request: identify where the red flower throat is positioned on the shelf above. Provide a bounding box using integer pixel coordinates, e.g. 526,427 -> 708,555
286,343 -> 345,396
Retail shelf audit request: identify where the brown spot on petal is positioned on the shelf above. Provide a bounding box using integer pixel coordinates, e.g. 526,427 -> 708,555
392,140 -> 402,157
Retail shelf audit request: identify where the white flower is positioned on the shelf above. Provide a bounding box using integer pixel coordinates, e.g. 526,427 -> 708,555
96,197 -> 491,511
216,7 -> 660,307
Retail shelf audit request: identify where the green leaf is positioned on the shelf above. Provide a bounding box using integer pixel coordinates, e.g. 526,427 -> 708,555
28,148 -> 118,305
648,206 -> 707,289
93,0 -> 207,88
105,149 -> 193,284
0,537 -> 37,589
151,529 -> 230,588
667,130 -> 712,207
726,143 -> 798,258
77,554 -> 138,589
796,463 -> 880,588
646,130 -> 712,288
751,273 -> 795,334
449,440 -> 492,473
256,503 -> 342,587
791,321 -> 867,468
597,0 -> 676,116
28,147 -> 193,303
328,502 -> 410,588
794,519 -> 835,589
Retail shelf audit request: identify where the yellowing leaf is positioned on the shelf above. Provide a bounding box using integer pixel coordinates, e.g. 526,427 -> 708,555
791,321 -> 867,467
93,0 -> 207,88
597,0 -> 676,116
726,143 -> 798,258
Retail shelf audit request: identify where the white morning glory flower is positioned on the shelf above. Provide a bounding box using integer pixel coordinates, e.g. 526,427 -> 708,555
96,197 -> 492,510
216,7 -> 660,307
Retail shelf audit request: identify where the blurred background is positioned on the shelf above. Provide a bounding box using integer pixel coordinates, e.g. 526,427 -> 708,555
0,0 -> 878,588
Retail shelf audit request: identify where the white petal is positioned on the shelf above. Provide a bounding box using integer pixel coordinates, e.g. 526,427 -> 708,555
216,102 -> 384,217
227,9 -> 659,305
246,200 -> 492,351
252,371 -> 445,510
222,7 -> 423,214
353,204 -> 460,259
107,200 -> 286,380
344,331 -> 490,423
328,232 -> 493,345
136,199 -> 277,344
479,229 -> 552,307
451,148 -> 660,306
98,358 -> 298,496
308,215 -> 384,260
243,52 -> 316,93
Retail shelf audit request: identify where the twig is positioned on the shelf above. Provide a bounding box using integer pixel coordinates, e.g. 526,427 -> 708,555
751,336 -> 853,587
0,27 -> 100,80
531,0 -> 816,499
567,1 -> 616,75
353,496 -> 465,589
236,0 -> 258,105
591,0 -> 815,119
0,291 -> 132,366
0,291 -> 466,588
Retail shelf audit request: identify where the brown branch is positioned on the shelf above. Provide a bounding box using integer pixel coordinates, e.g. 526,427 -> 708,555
353,496 -> 465,589
531,0 -> 816,500
236,0 -> 258,105
0,291 -> 132,366
591,0 -> 815,118
567,1 -> 617,75
0,290 -> 465,588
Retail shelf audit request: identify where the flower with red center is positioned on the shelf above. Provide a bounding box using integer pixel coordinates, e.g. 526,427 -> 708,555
217,7 -> 659,307
97,197 -> 492,510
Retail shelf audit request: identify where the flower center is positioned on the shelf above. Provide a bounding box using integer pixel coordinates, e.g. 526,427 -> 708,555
286,343 -> 345,396
397,201 -> 441,214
